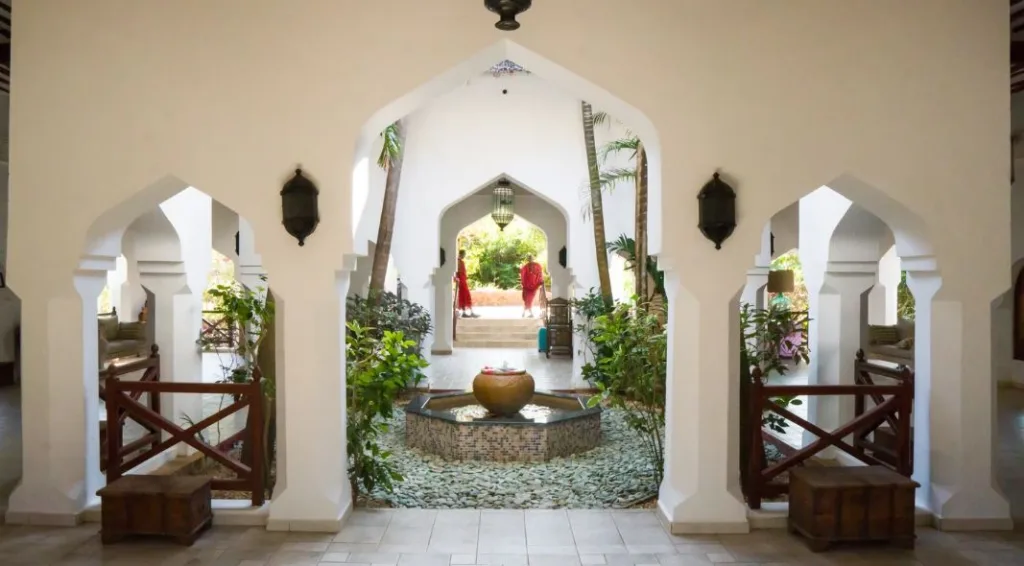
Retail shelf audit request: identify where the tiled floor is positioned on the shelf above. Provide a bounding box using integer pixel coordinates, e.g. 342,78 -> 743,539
1,508 -> 1022,565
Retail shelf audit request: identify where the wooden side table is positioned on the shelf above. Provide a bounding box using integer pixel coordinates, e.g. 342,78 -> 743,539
97,475 -> 213,546
789,466 -> 917,552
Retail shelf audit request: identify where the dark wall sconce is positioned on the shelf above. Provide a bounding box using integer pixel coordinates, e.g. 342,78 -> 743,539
280,168 -> 320,246
234,231 -> 240,256
558,246 -> 567,268
697,172 -> 737,250
440,248 -> 447,268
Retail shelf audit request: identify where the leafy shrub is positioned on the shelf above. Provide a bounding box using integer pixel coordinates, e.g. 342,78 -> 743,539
571,289 -> 617,386
460,221 -> 546,290
346,322 -> 428,503
897,271 -> 915,320
587,300 -> 667,490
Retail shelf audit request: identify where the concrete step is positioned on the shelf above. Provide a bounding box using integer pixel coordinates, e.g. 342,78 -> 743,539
456,331 -> 538,342
458,318 -> 543,329
455,339 -> 539,349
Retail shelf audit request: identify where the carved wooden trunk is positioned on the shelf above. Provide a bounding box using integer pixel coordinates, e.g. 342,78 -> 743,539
97,475 -> 213,546
788,466 -> 917,552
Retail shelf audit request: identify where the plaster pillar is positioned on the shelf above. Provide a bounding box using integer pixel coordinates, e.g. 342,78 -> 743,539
6,264 -> 110,525
118,248 -> 145,317
659,270 -> 748,534
266,268 -> 348,532
237,218 -> 267,293
803,262 -> 876,451
138,260 -> 201,449
741,268 -> 768,311
906,268 -> 1012,530
432,263 -> 456,355
867,246 -> 900,325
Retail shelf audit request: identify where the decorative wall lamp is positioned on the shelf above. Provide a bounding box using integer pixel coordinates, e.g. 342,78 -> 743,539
484,0 -> 532,31
491,177 -> 515,231
558,246 -> 567,268
280,168 -> 320,246
439,247 -> 447,268
697,172 -> 737,250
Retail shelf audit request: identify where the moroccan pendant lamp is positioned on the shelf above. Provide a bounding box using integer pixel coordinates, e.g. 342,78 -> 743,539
491,177 -> 515,231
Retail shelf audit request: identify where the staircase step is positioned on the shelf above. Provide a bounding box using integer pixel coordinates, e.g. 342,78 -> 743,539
455,339 -> 538,348
457,330 -> 538,340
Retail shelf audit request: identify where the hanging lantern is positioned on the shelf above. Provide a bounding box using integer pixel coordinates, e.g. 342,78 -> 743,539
491,177 -> 515,231
484,0 -> 532,31
280,167 -> 320,246
697,172 -> 737,250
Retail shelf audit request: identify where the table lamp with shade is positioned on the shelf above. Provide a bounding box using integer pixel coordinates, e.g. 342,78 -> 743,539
767,269 -> 795,307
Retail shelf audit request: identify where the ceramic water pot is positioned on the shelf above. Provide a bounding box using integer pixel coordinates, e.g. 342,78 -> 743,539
472,368 -> 535,417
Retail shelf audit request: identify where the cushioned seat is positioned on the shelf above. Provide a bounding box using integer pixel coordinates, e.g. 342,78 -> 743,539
98,308 -> 150,366
863,319 -> 914,366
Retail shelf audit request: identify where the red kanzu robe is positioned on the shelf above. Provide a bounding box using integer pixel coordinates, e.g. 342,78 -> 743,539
456,258 -> 473,310
520,261 -> 544,308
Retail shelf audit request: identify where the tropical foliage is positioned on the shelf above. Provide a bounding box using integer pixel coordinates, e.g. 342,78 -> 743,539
897,271 -> 916,320
346,291 -> 431,388
459,216 -> 547,290
197,276 -> 277,487
346,322 -> 428,503
606,234 -> 665,299
586,300 -> 667,490
570,289 -> 618,386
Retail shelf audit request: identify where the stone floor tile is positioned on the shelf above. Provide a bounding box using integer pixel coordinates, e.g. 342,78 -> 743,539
475,553 -> 530,565
451,554 -> 478,564
335,525 -> 387,544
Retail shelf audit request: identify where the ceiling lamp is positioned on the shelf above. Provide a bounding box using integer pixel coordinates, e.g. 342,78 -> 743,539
491,178 -> 515,231
484,0 -> 532,31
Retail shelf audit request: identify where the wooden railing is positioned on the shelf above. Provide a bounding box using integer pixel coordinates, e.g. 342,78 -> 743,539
854,350 -> 914,468
200,310 -> 236,350
99,346 -> 161,472
744,362 -> 914,509
103,375 -> 266,506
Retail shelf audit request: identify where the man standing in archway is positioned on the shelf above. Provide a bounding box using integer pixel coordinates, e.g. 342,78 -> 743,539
456,249 -> 479,318
520,254 -> 545,318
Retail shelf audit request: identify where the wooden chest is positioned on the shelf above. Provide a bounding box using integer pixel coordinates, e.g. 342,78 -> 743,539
97,475 -> 213,546
788,466 -> 917,552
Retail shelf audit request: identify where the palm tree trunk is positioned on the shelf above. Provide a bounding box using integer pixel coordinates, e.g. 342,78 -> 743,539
634,142 -> 648,303
582,102 -> 613,307
368,120 -> 407,300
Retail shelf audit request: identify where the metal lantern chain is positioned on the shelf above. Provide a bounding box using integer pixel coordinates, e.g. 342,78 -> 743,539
491,177 -> 515,231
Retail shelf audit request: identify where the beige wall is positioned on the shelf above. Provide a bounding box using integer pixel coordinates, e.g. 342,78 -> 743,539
4,0 -> 1012,528
6,0 -> 1008,300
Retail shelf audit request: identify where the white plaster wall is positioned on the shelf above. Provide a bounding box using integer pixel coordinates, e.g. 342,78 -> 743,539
160,188 -> 213,297
385,72 -> 635,298
5,0 -> 1012,529
770,202 -> 799,259
211,199 -> 240,264
799,188 -> 852,300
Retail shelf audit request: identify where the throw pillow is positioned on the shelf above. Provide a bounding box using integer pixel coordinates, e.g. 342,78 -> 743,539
868,325 -> 898,345
118,322 -> 145,340
894,336 -> 915,350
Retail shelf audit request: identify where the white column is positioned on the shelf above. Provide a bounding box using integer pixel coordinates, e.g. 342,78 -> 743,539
740,268 -> 768,311
868,246 -> 900,325
237,217 -> 267,292
138,260 -> 201,448
907,268 -> 1012,530
804,262 -> 875,451
267,268 -> 348,531
432,265 -> 456,355
6,263 -> 110,525
659,269 -> 748,534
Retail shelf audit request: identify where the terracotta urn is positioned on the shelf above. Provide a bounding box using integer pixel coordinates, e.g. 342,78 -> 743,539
472,366 -> 535,417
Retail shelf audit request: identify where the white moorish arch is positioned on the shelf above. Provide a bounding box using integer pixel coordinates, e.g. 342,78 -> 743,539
430,175 -> 571,356
350,38 -> 663,260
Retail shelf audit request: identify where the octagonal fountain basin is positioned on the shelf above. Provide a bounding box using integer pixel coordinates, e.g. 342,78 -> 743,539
404,391 -> 602,462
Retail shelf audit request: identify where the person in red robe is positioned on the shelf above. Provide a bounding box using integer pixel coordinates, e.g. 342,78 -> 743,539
520,254 -> 545,318
455,249 -> 478,318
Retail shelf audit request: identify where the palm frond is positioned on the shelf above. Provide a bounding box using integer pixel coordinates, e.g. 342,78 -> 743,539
599,136 -> 640,162
377,122 -> 402,170
598,167 -> 637,191
592,111 -> 611,127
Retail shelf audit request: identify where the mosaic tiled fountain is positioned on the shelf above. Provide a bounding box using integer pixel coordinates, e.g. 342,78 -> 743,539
405,364 -> 601,462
